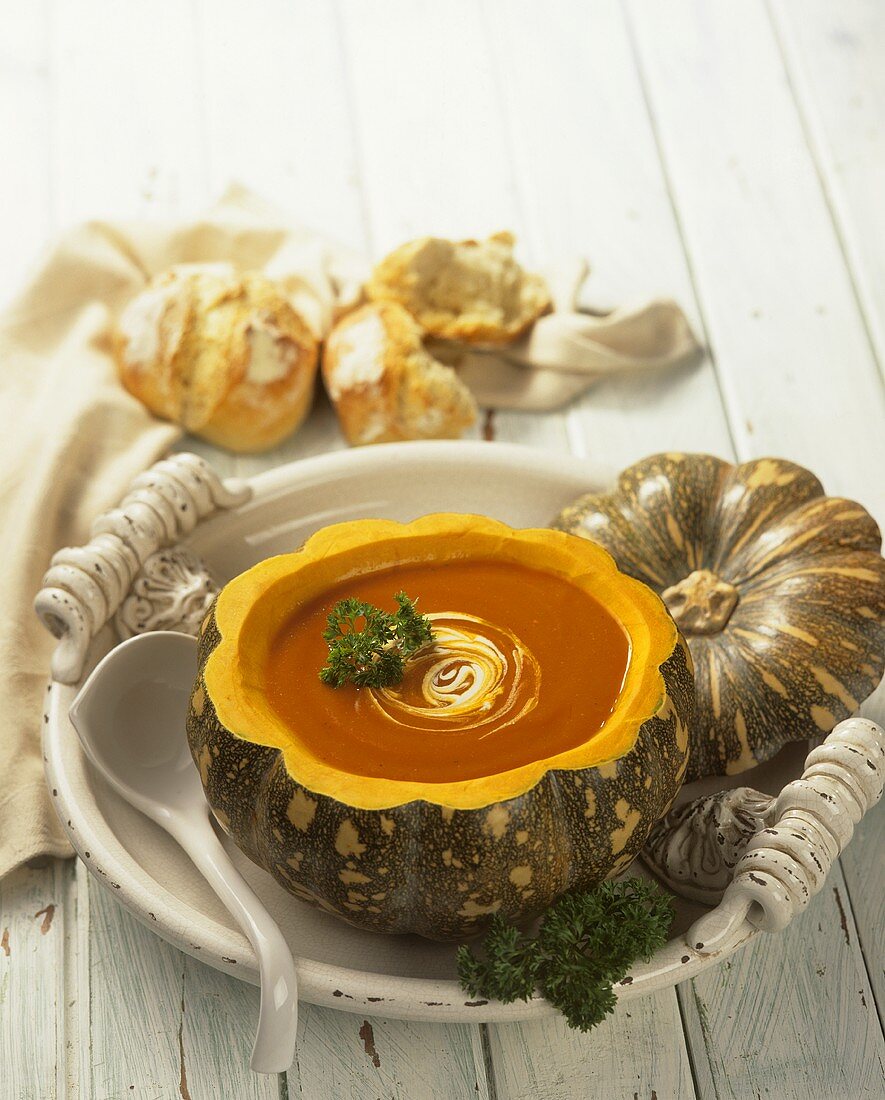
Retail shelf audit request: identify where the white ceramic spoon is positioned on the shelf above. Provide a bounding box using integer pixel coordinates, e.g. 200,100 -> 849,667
69,631 -> 299,1074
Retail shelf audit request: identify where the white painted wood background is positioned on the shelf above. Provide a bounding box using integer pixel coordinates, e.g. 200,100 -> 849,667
1,1 -> 884,1097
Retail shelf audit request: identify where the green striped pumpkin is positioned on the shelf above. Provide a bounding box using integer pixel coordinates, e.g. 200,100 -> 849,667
554,453 -> 885,780
185,515 -> 695,939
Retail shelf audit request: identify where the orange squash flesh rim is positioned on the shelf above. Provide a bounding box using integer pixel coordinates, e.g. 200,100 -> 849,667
204,514 -> 678,810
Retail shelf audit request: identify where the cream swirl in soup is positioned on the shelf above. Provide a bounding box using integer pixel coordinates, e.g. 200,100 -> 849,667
370,613 -> 540,735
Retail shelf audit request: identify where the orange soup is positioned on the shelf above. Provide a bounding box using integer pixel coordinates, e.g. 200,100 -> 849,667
264,560 -> 630,783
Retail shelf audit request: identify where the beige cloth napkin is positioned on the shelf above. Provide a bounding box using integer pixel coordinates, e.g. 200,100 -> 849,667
0,186 -> 361,878
436,259 -> 702,411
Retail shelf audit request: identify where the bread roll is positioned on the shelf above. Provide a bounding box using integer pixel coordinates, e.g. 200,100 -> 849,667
115,263 -> 319,453
322,301 -> 477,446
365,231 -> 550,345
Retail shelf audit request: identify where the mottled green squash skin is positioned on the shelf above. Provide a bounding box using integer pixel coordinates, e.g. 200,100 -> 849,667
187,611 -> 694,940
554,453 -> 885,782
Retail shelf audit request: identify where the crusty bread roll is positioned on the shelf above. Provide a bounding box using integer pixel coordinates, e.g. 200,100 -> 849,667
322,301 -> 477,446
365,231 -> 550,345
115,263 -> 319,453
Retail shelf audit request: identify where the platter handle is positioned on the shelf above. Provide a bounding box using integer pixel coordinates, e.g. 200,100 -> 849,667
685,716 -> 884,952
34,452 -> 251,685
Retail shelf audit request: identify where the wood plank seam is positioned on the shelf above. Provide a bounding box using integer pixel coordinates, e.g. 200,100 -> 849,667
674,976 -> 706,1100
476,0 -> 585,457
475,0 -> 542,261
277,1069 -> 291,1100
189,1 -> 214,194
479,1022 -> 501,1100
331,0 -> 377,256
42,0 -> 57,243
764,0 -> 885,383
677,980 -> 723,1100
621,0 -> 740,464
835,851 -> 885,1029
60,859 -> 78,1099
178,961 -> 190,1100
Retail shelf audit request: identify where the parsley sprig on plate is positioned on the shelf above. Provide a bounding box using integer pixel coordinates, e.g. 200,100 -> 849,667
457,879 -> 673,1031
319,592 -> 434,689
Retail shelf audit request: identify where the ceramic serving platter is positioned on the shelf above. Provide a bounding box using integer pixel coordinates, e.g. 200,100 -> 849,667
45,441 -> 815,1023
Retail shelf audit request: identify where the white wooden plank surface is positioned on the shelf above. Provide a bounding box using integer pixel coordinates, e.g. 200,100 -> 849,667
50,0 -> 207,225
840,676 -> 885,1023
195,0 -> 366,251
339,0 -> 520,252
0,860 -> 66,1100
770,0 -> 885,378
679,864 -> 885,1100
489,993 -> 697,1100
626,0 -> 885,511
288,1007 -> 491,1100
85,867 -> 280,1099
840,803 -> 885,1024
65,861 -> 90,1100
0,2 -> 53,307
180,954 -> 282,1099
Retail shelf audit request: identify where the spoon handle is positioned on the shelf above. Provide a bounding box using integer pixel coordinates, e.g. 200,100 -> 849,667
169,814 -> 299,1074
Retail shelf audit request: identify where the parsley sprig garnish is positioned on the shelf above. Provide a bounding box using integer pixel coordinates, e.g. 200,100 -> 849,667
319,592 -> 434,689
457,879 -> 673,1031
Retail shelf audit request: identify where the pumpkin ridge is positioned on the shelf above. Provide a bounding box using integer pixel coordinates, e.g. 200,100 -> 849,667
724,506 -> 882,588
708,458 -> 825,574
544,768 -> 580,894
736,549 -> 885,601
